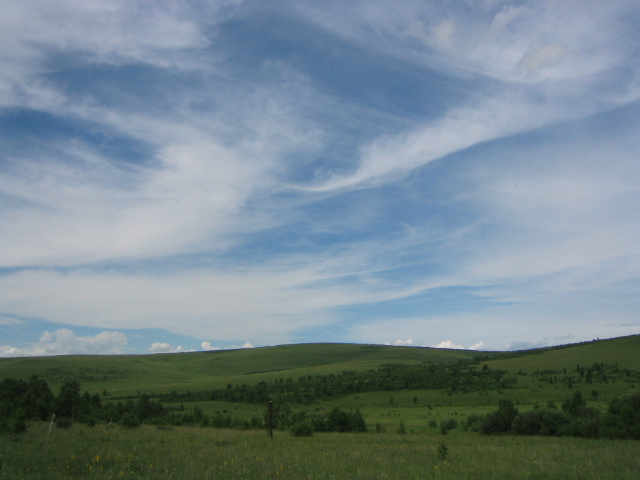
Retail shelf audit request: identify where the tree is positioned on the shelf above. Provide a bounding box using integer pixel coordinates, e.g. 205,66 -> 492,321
481,399 -> 519,434
54,380 -> 81,420
397,420 -> 406,434
120,412 -> 140,428
562,391 -> 587,417
137,394 -> 152,422
263,401 -> 292,430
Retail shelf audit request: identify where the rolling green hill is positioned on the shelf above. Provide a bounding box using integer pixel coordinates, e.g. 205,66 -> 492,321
0,335 -> 638,401
0,342 -> 482,396
3,335 -> 640,479
485,335 -> 640,373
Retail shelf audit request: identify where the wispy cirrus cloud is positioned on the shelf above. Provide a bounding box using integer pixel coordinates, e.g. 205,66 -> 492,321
303,0 -> 640,191
1,1 -> 639,355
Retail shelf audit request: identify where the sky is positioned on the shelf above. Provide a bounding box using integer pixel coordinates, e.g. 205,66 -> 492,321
1,0 -> 640,357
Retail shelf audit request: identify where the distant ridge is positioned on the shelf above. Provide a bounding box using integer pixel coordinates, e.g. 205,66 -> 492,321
0,334 -> 638,398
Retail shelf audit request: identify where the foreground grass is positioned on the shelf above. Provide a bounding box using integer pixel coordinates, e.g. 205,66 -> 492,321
2,424 -> 639,479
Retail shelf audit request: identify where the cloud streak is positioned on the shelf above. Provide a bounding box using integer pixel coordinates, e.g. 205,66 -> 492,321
1,1 -> 639,355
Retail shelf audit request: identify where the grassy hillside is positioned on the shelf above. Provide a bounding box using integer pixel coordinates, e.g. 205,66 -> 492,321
0,342 -> 482,396
1,335 -> 639,439
485,335 -> 640,373
3,336 -> 639,479
0,335 -> 638,402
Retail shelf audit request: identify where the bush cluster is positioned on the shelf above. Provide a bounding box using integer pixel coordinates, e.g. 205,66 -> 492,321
198,361 -> 516,405
270,406 -> 368,437
479,391 -> 640,439
0,376 -> 259,432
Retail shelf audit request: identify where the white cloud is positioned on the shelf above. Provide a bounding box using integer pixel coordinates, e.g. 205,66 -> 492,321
0,328 -> 128,357
432,340 -> 464,350
456,123 -> 640,296
518,44 -> 569,74
201,341 -> 255,351
300,1 -> 639,193
430,21 -> 455,51
0,0 -> 323,271
0,1 -> 638,353
0,63 -> 321,269
489,5 -> 528,31
0,0 -> 219,112
312,74 -> 638,193
302,0 -> 633,84
0,238 -> 462,345
0,314 -> 21,326
389,339 -> 414,346
201,341 -> 220,351
505,340 -> 549,351
432,340 -> 484,351
148,342 -> 183,354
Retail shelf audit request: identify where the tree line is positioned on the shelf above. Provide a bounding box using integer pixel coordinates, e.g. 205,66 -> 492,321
470,390 -> 640,440
153,361 -> 516,407
0,376 -> 230,433
0,376 -> 156,433
0,375 -> 368,435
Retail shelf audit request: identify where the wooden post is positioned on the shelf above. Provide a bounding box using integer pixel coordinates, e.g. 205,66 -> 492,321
47,413 -> 55,434
268,396 -> 274,440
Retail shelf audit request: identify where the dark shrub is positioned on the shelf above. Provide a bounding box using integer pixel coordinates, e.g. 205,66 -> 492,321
562,391 -> 589,417
560,417 -> 601,438
482,400 -> 519,434
250,416 -> 263,429
55,417 -> 73,429
605,391 -> 640,439
324,407 -> 367,433
290,420 -> 314,437
464,413 -> 483,432
120,412 -> 140,429
440,417 -> 458,432
438,441 -> 449,461
511,411 -> 543,435
0,415 -> 27,434
398,420 -> 406,434
512,408 -> 570,436
538,409 -> 569,436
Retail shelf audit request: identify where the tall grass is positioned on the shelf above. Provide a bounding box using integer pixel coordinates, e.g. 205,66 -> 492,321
2,423 -> 639,479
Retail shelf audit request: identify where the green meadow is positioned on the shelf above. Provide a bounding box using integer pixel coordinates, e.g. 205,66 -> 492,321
0,342 -> 482,396
2,335 -> 640,479
3,424 -> 639,480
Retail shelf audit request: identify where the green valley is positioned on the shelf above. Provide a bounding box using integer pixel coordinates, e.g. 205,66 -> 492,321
1,335 -> 640,479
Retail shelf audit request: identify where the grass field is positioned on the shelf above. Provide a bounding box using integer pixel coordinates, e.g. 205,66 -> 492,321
0,343 -> 483,396
2,336 -> 639,430
2,336 -> 640,478
2,423 -> 639,480
1,336 -> 639,399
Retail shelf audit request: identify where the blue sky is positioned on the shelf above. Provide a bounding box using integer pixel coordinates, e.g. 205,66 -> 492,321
1,0 -> 639,356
